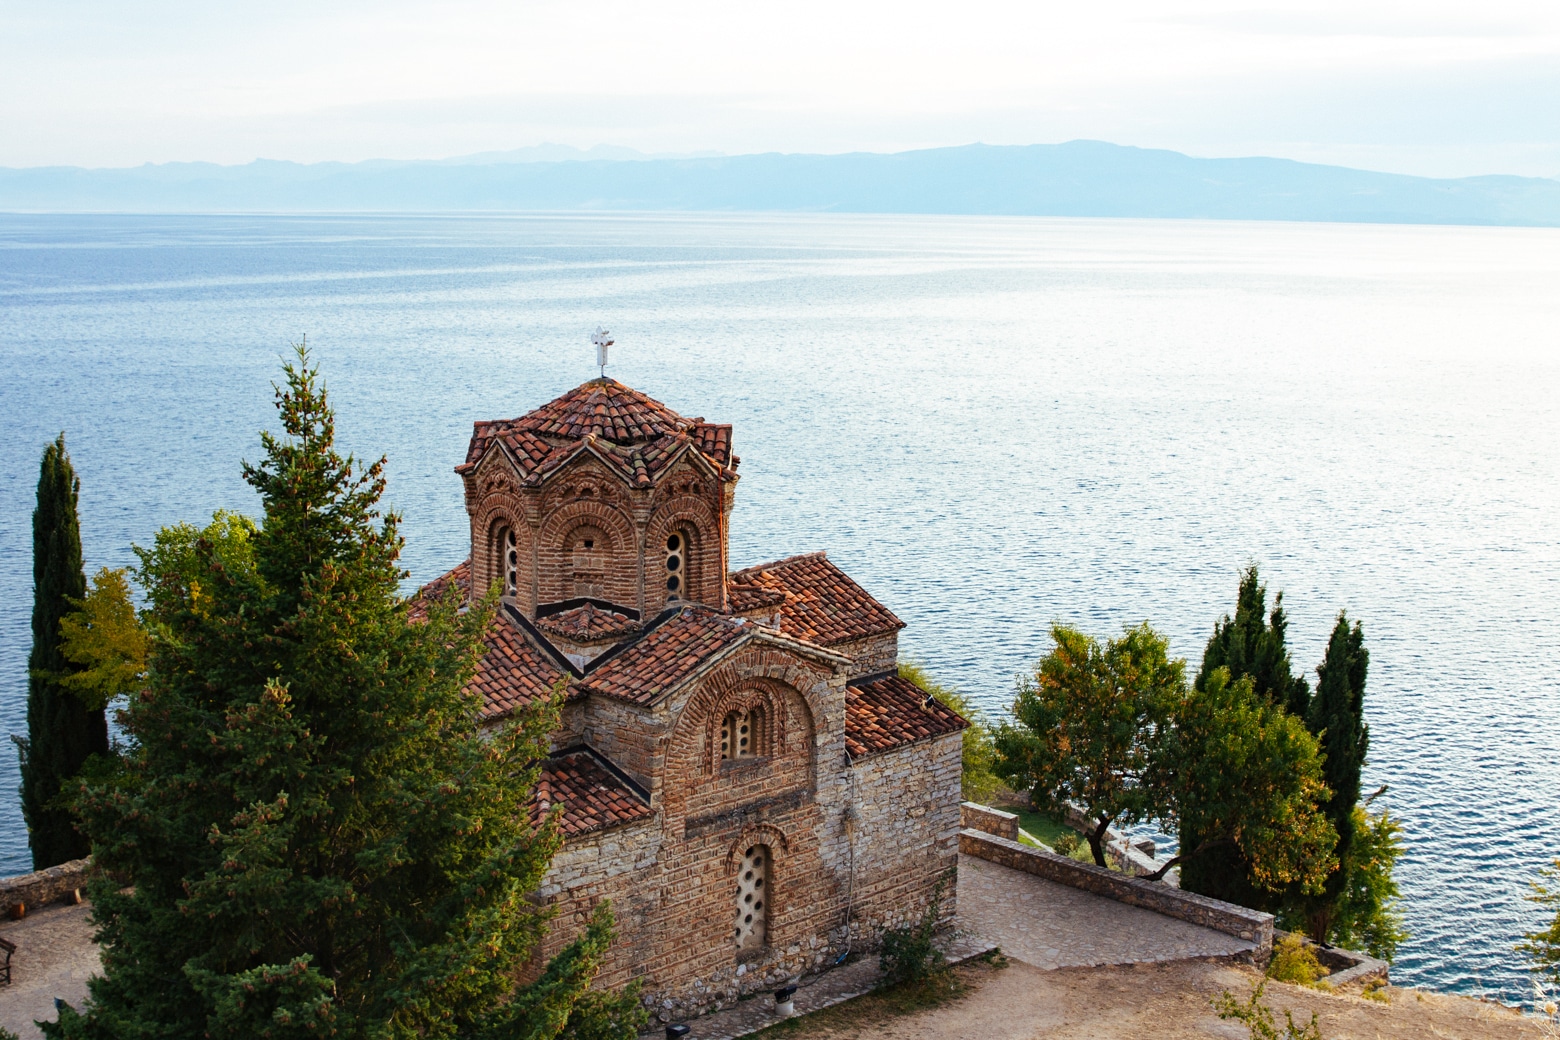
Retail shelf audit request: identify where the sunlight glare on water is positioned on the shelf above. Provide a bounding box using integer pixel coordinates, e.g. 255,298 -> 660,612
1,212 -> 1557,1001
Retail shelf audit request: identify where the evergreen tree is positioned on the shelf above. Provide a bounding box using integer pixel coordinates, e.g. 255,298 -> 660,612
1182,565 -> 1311,909
17,434 -> 109,869
1195,565 -> 1310,717
49,350 -> 643,1040
1298,612 -> 1372,941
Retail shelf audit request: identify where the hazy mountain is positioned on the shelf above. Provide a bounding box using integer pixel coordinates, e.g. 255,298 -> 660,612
3,141 -> 1558,226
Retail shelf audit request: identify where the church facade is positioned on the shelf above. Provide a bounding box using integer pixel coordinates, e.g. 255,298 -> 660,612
415,377 -> 965,1021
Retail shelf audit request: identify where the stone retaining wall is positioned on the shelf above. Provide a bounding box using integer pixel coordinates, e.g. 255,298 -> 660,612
0,858 -> 92,916
959,829 -> 1272,958
959,802 -> 1018,841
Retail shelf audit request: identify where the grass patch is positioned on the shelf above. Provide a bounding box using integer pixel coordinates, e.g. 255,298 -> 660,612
1007,806 -> 1079,849
750,957 -> 1003,1038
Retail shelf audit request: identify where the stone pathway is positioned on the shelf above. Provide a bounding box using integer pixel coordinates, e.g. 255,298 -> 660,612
0,902 -> 101,1040
957,854 -> 1257,969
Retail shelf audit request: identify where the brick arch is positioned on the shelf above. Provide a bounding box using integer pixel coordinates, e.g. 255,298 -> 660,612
645,494 -> 722,609
724,823 -> 791,875
536,499 -> 637,606
472,498 -> 528,599
702,680 -> 789,772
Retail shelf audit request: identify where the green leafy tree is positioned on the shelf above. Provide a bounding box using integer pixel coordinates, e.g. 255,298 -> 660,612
1147,667 -> 1337,896
898,661 -> 999,803
17,433 -> 109,869
994,623 -> 1181,867
1184,566 -> 1315,910
58,567 -> 149,709
48,350 -> 644,1040
1520,860 -> 1560,986
1329,799 -> 1407,960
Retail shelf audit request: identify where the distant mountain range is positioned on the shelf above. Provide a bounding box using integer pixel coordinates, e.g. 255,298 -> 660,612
4,141 -> 1559,226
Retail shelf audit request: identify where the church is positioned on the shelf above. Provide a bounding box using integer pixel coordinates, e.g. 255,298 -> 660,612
413,373 -> 966,1022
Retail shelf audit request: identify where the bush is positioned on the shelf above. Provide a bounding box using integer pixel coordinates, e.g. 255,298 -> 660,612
1052,832 -> 1082,857
1267,933 -> 1326,987
1214,981 -> 1323,1040
879,882 -> 947,987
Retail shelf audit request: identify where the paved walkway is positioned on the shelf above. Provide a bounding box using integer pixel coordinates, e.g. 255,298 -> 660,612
957,853 -> 1256,969
0,902 -> 100,1040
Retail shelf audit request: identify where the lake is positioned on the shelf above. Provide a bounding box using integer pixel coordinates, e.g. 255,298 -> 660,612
1,212 -> 1557,1002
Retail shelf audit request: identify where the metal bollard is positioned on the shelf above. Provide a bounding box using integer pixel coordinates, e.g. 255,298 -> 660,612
774,984 -> 798,1017
665,1025 -> 690,1039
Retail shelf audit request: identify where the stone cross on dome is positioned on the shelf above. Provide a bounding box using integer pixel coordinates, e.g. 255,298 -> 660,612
592,327 -> 614,378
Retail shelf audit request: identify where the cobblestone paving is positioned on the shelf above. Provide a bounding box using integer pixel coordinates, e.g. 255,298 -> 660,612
957,854 -> 1257,969
0,902 -> 100,1040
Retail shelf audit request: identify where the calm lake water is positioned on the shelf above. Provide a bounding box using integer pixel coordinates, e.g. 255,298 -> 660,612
1,213 -> 1558,1002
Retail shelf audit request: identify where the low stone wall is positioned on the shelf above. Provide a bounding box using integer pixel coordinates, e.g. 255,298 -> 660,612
960,829 -> 1272,958
1274,929 -> 1390,987
960,802 -> 1018,841
0,857 -> 92,916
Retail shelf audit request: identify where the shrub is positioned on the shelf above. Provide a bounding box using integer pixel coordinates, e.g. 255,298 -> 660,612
1214,981 -> 1323,1040
1052,832 -> 1082,856
1267,933 -> 1326,987
879,882 -> 947,987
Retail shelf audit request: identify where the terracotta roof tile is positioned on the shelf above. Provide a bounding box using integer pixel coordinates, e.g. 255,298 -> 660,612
728,553 -> 904,647
463,379 -> 737,486
727,581 -> 787,613
533,748 -> 653,836
580,605 -> 751,705
407,559 -> 471,622
844,674 -> 968,759
470,614 -> 567,720
535,602 -> 641,642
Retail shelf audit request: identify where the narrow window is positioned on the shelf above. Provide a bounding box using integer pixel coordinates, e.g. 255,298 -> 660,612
665,532 -> 684,599
721,709 -> 755,761
734,845 -> 769,951
499,526 -> 518,597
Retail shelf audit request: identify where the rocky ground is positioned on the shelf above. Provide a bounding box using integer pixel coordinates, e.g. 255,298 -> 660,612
769,956 -> 1553,1040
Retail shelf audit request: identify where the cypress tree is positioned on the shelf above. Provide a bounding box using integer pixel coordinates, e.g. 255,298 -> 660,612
18,434 -> 109,869
1181,565 -> 1311,908
49,350 -> 642,1040
1301,612 -> 1370,940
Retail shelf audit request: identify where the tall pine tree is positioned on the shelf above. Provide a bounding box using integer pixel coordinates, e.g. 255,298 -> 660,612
18,434 -> 109,869
49,351 -> 643,1040
1181,565 -> 1311,909
1300,612 -> 1371,941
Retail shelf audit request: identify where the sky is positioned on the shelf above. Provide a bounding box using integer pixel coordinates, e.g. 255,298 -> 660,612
2,0 -> 1558,178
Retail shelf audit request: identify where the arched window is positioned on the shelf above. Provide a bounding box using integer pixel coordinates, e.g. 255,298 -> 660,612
498,525 -> 518,597
720,706 -> 765,761
734,844 -> 769,951
664,531 -> 686,600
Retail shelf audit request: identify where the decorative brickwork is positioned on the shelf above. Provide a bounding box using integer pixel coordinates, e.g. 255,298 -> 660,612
424,377 -> 964,1022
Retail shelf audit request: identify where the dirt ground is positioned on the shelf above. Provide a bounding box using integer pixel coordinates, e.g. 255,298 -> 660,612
777,957 -> 1554,1040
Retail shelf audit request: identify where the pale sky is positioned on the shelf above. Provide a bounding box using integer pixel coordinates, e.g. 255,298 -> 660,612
3,0 -> 1558,177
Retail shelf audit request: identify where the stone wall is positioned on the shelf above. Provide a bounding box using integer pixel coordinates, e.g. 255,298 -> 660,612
959,829 -> 1272,957
848,731 -> 963,939
830,632 -> 899,679
0,858 -> 91,916
959,802 -> 1018,840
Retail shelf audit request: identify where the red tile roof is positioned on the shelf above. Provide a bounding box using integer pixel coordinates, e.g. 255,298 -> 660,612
470,613 -> 568,719
727,581 -> 787,613
535,602 -> 641,642
579,605 -> 752,705
844,674 -> 968,759
461,379 -> 736,488
534,748 -> 653,836
406,559 -> 472,622
728,553 -> 904,647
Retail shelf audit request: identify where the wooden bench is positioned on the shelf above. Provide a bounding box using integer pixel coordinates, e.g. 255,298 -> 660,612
0,935 -> 14,985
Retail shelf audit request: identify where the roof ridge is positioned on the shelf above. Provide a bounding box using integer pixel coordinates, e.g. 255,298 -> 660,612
730,550 -> 829,580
